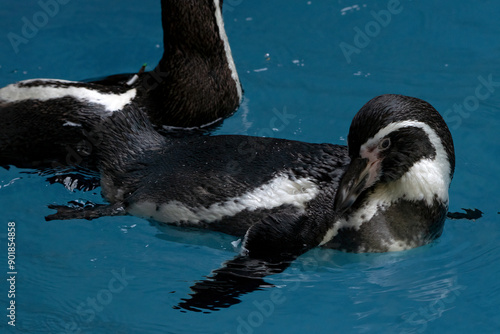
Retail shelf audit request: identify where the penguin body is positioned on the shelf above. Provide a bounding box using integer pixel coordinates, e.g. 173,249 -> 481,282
0,0 -> 242,168
47,94 -> 455,261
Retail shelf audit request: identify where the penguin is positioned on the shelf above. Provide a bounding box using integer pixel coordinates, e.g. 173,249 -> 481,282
0,0 -> 242,168
45,94 -> 455,311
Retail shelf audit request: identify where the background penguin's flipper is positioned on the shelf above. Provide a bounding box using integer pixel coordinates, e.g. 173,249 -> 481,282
45,201 -> 126,221
83,72 -> 136,87
175,255 -> 294,313
84,64 -> 147,87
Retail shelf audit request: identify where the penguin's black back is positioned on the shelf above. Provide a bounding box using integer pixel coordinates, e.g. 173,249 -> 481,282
126,135 -> 349,206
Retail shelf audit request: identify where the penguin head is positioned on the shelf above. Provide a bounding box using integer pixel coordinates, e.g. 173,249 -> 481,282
334,94 -> 455,213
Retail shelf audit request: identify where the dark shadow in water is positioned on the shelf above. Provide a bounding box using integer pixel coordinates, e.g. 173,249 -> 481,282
153,222 -> 296,313
174,255 -> 294,313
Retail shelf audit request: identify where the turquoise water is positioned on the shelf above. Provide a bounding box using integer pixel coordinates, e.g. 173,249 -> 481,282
1,0 -> 500,333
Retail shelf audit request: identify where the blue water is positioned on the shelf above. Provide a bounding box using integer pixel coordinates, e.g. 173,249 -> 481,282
1,0 -> 500,333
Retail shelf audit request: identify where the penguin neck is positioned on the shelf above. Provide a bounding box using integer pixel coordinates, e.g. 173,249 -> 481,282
145,0 -> 242,127
161,0 -> 222,57
158,0 -> 240,81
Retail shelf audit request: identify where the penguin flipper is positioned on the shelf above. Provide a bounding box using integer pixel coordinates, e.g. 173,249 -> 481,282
243,211 -> 318,261
84,73 -> 135,86
85,64 -> 147,87
45,201 -> 126,221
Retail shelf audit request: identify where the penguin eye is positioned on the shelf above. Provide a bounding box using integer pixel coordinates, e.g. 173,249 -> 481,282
378,138 -> 391,151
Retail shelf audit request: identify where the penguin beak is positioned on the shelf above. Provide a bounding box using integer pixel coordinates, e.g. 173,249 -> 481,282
334,157 -> 382,213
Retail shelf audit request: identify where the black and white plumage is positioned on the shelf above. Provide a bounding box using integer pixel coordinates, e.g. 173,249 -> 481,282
326,95 -> 455,253
0,0 -> 242,168
47,94 -> 455,311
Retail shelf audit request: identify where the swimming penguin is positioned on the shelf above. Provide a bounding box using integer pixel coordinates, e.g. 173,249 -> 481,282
46,94 -> 455,310
0,0 -> 242,168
